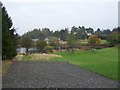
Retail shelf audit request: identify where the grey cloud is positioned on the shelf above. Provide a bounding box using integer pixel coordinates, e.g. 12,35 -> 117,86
2,0 -> 118,35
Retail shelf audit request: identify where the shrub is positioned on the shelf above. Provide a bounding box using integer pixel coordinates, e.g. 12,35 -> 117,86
36,40 -> 47,53
88,35 -> 101,49
46,46 -> 54,53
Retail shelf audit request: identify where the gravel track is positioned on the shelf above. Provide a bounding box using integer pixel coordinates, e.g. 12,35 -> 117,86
2,61 -> 118,88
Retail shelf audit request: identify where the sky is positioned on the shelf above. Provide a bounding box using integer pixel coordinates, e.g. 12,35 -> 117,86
1,0 -> 119,35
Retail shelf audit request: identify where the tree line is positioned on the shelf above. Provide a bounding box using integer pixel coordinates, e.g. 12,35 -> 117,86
22,26 -> 120,45
19,26 -> 120,54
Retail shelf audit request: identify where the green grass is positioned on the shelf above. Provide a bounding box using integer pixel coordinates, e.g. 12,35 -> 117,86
78,39 -> 107,45
101,40 -> 108,44
49,47 -> 118,80
80,39 -> 88,44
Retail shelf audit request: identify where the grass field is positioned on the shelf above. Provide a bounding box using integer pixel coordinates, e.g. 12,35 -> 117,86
49,47 -> 118,80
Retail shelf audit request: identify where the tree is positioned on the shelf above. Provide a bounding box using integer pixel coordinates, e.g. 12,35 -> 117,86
10,28 -> 18,56
36,40 -> 47,53
107,27 -> 120,46
77,26 -> 87,39
59,28 -> 69,41
67,35 -> 77,53
21,35 -> 33,53
42,28 -> 51,37
71,26 -> 78,35
53,31 -> 60,38
48,37 -> 60,50
95,28 -> 102,35
2,4 -> 17,60
22,28 -> 46,40
15,33 -> 21,48
88,35 -> 101,50
102,29 -> 111,35
86,27 -> 94,35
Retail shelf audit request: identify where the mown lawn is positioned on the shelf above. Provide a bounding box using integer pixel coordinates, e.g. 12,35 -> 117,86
49,47 -> 118,80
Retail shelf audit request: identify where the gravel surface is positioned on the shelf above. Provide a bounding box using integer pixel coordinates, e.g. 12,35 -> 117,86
2,61 -> 118,88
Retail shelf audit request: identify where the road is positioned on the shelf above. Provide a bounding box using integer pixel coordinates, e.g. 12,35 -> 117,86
2,61 -> 118,88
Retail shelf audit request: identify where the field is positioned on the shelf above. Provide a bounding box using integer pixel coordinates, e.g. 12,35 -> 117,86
49,47 -> 118,80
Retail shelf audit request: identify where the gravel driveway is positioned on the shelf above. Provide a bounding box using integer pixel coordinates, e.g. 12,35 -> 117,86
2,61 -> 118,88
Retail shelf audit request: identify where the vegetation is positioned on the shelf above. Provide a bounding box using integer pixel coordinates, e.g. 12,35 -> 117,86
46,46 -> 54,53
2,61 -> 13,76
22,26 -> 119,43
67,34 -> 77,53
49,47 -> 118,80
2,4 -> 17,60
15,53 -> 62,61
36,40 -> 47,53
20,26 -> 120,53
21,35 -> 33,53
107,28 -> 120,46
0,61 -> 1,76
1,2 -> 119,81
88,35 -> 101,49
48,37 -> 60,50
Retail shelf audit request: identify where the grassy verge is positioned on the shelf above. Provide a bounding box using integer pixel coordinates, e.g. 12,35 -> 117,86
49,47 -> 118,80
15,53 -> 62,61
2,61 -> 13,76
0,61 -> 2,76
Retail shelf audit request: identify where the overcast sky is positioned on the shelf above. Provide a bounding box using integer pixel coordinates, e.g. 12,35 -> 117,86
1,0 -> 119,35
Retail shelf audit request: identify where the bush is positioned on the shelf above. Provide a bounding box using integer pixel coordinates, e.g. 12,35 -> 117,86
107,31 -> 120,46
88,35 -> 101,49
36,40 -> 47,53
46,46 -> 54,53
